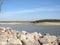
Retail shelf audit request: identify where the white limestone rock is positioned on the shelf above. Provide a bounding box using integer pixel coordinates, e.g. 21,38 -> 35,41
0,27 -> 58,45
0,27 -> 6,32
7,38 -> 22,45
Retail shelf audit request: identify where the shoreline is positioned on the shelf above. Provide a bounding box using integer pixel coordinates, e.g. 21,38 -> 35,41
0,22 -> 60,25
33,22 -> 60,25
0,23 -> 25,24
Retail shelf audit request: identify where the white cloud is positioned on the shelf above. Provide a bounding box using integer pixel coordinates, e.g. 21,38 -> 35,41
55,5 -> 60,8
0,7 -> 60,17
0,13 -> 11,17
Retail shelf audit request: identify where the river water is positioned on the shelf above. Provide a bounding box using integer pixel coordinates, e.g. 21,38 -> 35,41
0,24 -> 60,36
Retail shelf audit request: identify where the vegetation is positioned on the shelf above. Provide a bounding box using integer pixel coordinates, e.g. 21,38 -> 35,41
31,19 -> 60,23
0,21 -> 30,23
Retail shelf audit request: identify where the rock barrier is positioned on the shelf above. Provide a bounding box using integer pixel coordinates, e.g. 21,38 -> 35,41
0,27 -> 60,45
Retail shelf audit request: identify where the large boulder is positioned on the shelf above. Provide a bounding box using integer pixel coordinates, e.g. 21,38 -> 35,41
7,38 -> 22,45
40,33 -> 58,45
0,35 -> 8,45
0,27 -> 6,34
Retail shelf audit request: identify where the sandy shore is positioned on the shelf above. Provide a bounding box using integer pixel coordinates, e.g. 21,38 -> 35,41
0,23 -> 25,24
34,22 -> 60,25
0,22 -> 60,25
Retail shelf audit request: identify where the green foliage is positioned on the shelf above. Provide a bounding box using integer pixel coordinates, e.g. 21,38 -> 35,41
31,19 -> 60,23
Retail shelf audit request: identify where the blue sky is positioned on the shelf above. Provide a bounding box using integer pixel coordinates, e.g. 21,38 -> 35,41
0,0 -> 60,21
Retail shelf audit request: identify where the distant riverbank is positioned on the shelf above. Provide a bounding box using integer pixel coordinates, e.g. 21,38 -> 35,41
31,19 -> 60,25
0,23 -> 25,24
33,22 -> 60,25
0,22 -> 60,25
0,21 -> 30,24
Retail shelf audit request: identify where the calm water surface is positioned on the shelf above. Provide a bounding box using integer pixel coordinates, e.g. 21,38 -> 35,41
0,24 -> 60,36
